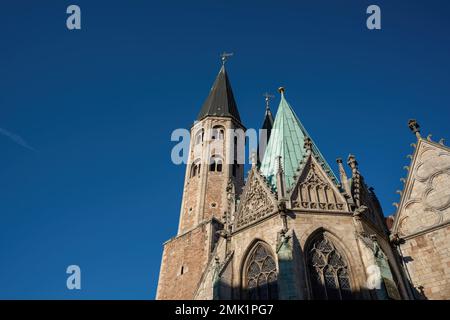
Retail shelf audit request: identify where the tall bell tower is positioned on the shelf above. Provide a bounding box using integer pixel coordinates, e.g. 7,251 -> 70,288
156,61 -> 245,299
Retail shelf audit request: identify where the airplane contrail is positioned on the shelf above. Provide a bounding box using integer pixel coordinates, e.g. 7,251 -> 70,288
0,127 -> 36,152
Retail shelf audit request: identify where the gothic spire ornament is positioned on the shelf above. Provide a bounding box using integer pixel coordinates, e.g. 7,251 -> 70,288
408,119 -> 421,139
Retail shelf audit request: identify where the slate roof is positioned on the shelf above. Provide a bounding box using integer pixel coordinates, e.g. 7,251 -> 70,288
197,65 -> 241,122
257,105 -> 275,164
261,106 -> 274,137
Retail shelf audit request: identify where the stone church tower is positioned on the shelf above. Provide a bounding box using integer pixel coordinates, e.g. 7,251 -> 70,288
156,65 -> 245,299
157,63 -> 447,300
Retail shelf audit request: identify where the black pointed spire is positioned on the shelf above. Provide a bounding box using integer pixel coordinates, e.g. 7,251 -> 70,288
261,92 -> 274,135
197,65 -> 241,122
257,93 -> 275,164
262,105 -> 274,136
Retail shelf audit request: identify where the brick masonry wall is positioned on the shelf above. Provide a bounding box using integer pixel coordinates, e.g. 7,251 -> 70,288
156,223 -> 211,300
400,225 -> 450,299
179,175 -> 200,233
203,172 -> 227,222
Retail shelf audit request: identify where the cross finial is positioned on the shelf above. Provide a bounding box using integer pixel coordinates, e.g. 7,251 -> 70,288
220,52 -> 234,65
263,92 -> 275,110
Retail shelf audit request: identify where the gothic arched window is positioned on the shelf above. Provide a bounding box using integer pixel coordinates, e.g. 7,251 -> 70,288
244,243 -> 278,300
307,234 -> 353,300
209,155 -> 223,172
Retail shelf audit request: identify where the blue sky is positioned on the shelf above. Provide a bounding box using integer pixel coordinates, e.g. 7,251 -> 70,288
1,0 -> 449,299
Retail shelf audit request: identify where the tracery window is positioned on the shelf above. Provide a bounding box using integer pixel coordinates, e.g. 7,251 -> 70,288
244,243 -> 278,300
308,234 -> 353,300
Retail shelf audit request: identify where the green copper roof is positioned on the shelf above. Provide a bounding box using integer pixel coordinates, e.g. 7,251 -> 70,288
260,91 -> 338,190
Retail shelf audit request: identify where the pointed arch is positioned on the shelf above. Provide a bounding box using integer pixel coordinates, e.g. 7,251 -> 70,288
304,228 -> 355,300
241,240 -> 278,300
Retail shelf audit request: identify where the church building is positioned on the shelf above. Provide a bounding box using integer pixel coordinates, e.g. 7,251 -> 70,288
156,63 -> 450,300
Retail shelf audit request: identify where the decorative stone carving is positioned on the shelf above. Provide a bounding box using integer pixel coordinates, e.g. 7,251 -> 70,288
353,205 -> 368,235
234,171 -> 276,230
291,162 -> 346,212
224,178 -> 236,227
369,235 -> 402,300
389,233 -> 402,246
425,172 -> 450,210
358,184 -> 382,227
408,119 -> 421,137
347,155 -> 384,229
415,150 -> 450,181
398,144 -> 450,236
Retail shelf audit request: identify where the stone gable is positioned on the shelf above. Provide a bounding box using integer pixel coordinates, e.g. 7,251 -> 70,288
233,168 -> 278,231
289,156 -> 348,212
392,137 -> 450,299
393,139 -> 450,237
